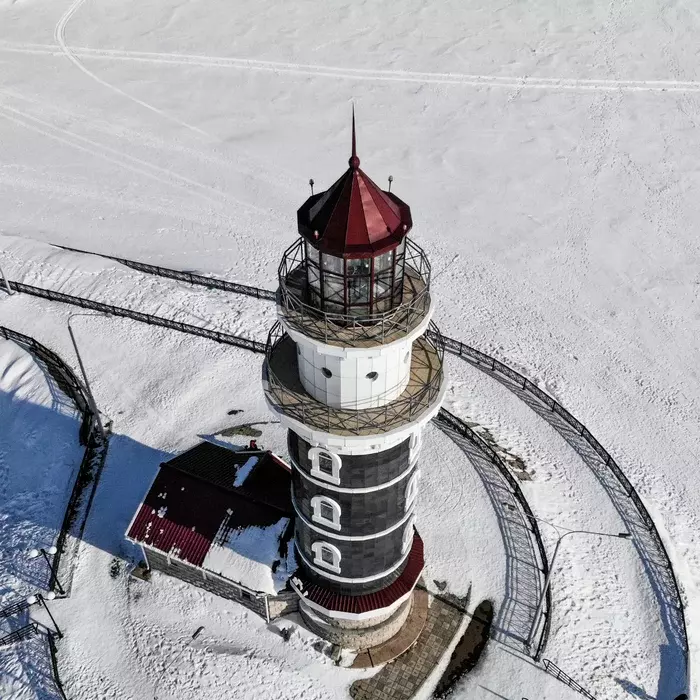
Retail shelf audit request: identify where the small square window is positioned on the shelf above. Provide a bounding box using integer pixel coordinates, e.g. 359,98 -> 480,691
321,547 -> 335,565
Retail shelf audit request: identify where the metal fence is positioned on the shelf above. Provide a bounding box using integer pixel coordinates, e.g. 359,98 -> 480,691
5,281 -> 267,354
435,408 -> 552,660
0,324 -> 109,699
53,244 -> 276,301
5,261 -> 689,678
435,332 -> 689,675
0,623 -> 40,647
543,659 -> 597,699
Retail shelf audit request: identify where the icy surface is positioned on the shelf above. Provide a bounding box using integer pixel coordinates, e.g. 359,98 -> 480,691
1,0 -> 700,697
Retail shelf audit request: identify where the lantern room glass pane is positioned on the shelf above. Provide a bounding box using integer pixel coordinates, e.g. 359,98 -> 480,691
374,250 -> 393,272
322,253 -> 343,275
347,258 -> 371,307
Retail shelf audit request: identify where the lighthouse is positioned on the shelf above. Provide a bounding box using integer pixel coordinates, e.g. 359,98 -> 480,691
263,115 -> 446,649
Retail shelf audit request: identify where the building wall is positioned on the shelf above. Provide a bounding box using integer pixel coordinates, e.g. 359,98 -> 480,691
292,468 -> 415,536
144,548 -> 270,619
295,335 -> 413,409
294,522 -> 414,595
288,432 -> 414,488
299,596 -> 413,649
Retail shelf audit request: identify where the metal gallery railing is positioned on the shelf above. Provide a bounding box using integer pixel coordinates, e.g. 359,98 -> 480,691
276,237 -> 432,345
263,320 -> 445,436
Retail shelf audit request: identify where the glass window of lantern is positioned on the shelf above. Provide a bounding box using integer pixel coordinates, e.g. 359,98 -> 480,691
305,241 -> 320,266
320,253 -> 345,312
374,250 -> 393,272
347,257 -> 371,308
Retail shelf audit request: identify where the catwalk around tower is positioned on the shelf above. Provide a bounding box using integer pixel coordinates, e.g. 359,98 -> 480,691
262,115 -> 446,648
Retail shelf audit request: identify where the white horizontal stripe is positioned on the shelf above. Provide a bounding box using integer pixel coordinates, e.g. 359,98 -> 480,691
291,455 -> 417,493
291,491 -> 415,541
295,543 -> 411,583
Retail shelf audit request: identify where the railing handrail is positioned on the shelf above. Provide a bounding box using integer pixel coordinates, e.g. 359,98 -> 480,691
275,238 -> 433,345
263,320 -> 445,435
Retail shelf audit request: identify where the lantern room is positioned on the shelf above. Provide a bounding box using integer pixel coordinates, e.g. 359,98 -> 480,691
295,116 -> 414,318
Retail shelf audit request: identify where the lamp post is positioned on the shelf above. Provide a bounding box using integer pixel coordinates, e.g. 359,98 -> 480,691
67,312 -> 107,441
502,503 -> 631,649
153,626 -> 205,700
0,262 -> 13,295
27,592 -> 63,639
28,546 -> 65,595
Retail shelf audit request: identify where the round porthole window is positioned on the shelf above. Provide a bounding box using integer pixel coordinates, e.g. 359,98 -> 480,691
322,368 -> 332,378
366,371 -> 378,381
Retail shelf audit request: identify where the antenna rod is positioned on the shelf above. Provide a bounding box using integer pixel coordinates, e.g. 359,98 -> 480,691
309,178 -> 315,195
388,175 -> 393,193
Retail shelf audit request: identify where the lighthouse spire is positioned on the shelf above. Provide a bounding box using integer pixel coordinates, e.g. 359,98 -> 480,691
349,105 -> 360,170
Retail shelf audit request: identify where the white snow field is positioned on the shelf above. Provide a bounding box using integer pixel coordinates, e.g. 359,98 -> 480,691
0,338 -> 83,699
1,0 -> 699,698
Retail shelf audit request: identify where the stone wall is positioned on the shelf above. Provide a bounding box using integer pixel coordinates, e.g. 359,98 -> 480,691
299,595 -> 413,649
144,548 -> 269,619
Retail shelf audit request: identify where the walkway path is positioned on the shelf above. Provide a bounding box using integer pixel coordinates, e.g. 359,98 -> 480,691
349,598 -> 464,700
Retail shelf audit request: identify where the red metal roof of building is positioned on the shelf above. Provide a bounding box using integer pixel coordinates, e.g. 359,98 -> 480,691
294,533 -> 424,615
297,113 -> 413,259
126,443 -> 292,569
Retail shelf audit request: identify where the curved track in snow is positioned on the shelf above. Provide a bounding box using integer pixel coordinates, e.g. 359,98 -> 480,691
53,0 -> 209,137
5,41 -> 700,93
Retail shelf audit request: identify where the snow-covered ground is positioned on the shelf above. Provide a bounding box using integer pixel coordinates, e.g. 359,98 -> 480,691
2,0 -> 700,697
0,338 -> 83,699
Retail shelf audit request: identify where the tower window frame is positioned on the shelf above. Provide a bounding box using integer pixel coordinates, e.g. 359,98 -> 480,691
311,541 -> 342,574
405,470 -> 421,511
308,447 -> 342,486
310,495 -> 342,531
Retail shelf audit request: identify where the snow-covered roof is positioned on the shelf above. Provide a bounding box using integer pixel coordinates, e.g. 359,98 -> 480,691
126,442 -> 295,594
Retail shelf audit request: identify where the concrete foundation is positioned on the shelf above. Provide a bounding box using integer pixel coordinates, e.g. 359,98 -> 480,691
299,594 -> 413,650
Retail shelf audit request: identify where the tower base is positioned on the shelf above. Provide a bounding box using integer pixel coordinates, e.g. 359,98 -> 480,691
300,594 -> 413,650
291,533 -> 425,651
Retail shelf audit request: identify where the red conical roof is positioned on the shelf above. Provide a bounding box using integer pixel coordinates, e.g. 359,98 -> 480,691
297,113 -> 412,259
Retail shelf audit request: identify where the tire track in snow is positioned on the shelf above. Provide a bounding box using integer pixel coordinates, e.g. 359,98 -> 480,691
0,100 -> 281,222
53,0 -> 210,138
4,41 -> 700,93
